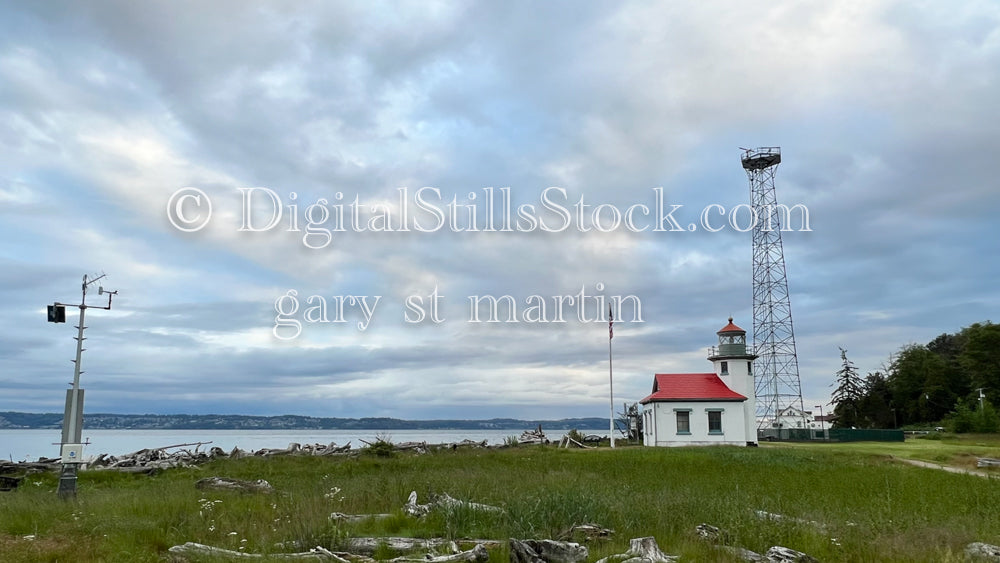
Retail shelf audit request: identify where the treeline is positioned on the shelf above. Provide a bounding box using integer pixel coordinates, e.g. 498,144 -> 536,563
831,321 -> 1000,431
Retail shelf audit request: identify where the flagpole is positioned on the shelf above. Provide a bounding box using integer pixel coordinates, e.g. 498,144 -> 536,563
609,304 -> 615,449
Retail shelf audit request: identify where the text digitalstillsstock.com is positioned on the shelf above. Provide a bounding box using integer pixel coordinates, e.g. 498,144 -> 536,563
273,284 -> 643,339
164,186 -> 808,339
167,186 -> 812,245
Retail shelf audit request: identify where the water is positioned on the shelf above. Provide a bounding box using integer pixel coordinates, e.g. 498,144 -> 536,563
0,428 -> 529,462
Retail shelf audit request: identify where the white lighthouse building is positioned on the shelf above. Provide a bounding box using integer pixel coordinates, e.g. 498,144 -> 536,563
640,318 -> 758,447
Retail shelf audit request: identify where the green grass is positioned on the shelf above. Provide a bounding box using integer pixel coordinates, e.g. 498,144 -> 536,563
772,433 -> 1000,470
2,441 -> 1000,561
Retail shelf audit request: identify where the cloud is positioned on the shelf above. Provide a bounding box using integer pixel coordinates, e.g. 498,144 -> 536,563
0,1 -> 997,420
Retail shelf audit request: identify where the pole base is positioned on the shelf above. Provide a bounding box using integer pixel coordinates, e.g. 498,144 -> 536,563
56,464 -> 78,499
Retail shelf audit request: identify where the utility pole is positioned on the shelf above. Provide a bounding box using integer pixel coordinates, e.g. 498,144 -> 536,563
815,404 -> 826,441
48,273 -> 117,499
608,304 -> 615,449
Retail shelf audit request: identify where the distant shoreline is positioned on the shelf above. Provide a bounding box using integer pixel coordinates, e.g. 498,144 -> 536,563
0,411 -> 610,431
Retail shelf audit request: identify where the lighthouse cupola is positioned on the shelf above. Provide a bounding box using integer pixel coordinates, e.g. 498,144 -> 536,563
717,317 -> 747,356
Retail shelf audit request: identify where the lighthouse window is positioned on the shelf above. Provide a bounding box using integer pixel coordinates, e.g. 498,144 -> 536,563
675,410 -> 691,434
720,361 -> 729,375
708,410 -> 723,434
748,362 -> 752,375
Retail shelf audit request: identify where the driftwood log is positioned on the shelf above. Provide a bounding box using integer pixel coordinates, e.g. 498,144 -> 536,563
345,537 -> 502,554
329,512 -> 393,523
753,510 -> 826,532
403,491 -> 503,517
518,425 -> 548,445
718,545 -> 765,562
977,458 -> 1000,468
594,537 -> 677,563
509,539 -> 588,563
966,542 -> 1000,560
196,476 -> 274,493
557,523 -> 613,542
168,541 -> 345,560
764,546 -> 818,562
388,544 -> 488,563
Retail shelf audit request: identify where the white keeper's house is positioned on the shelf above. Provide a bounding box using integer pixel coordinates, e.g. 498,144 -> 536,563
640,318 -> 758,447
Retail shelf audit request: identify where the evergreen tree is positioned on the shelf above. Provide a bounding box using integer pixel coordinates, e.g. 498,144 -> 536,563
858,371 -> 894,428
830,347 -> 865,428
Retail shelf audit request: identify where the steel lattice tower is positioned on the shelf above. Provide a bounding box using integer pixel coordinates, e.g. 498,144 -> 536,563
741,147 -> 805,429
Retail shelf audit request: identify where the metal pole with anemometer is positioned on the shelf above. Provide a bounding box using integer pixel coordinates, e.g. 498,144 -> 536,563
48,274 -> 117,499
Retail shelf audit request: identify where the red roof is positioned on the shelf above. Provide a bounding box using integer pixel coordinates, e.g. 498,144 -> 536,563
717,317 -> 745,334
639,373 -> 747,403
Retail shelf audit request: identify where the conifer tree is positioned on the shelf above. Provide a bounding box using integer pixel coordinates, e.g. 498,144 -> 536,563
831,347 -> 865,428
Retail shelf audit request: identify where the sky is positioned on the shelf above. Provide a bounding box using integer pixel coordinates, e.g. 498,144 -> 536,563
1,1 -> 998,420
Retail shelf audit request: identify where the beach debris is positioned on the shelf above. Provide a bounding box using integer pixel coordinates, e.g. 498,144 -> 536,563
695,523 -> 816,562
509,539 -> 588,563
518,425 -> 548,445
2,436 -> 501,477
967,542 -> 1000,560
764,546 -> 818,562
195,476 -> 274,494
345,537 -> 503,554
977,458 -> 1000,468
168,541 -> 346,560
753,510 -> 827,532
694,523 -> 730,544
557,523 -> 614,542
329,511 -> 393,523
594,537 -> 677,563
558,436 -> 592,449
719,546 -> 765,562
389,544 -> 489,563
403,491 -> 503,517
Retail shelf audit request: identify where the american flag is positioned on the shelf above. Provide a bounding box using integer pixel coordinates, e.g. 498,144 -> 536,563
609,305 -> 613,340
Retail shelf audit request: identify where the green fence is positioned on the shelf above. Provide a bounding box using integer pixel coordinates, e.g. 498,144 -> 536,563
828,428 -> 904,442
759,428 -> 904,442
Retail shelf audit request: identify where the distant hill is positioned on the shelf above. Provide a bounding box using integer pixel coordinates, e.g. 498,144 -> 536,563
0,411 -> 609,431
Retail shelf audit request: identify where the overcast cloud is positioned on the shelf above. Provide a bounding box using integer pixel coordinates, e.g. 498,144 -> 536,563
2,1 -> 998,419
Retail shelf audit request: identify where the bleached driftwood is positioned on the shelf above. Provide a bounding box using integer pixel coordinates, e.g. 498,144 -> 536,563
434,493 -> 503,513
388,544 -> 488,563
594,537 -> 678,563
718,546 -> 764,562
329,512 -> 393,523
753,510 -> 826,532
195,476 -> 274,493
764,546 -> 818,562
509,539 -> 588,563
977,458 -> 1000,468
345,537 -> 502,554
559,436 -> 592,449
966,542 -> 1000,560
694,523 -> 730,544
519,425 -> 548,445
403,491 -> 503,517
167,541 -> 346,560
557,523 -> 613,542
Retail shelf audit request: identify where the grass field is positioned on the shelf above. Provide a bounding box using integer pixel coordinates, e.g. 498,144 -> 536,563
2,437 -> 1000,562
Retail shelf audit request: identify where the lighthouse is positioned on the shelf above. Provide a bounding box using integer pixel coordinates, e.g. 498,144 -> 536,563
708,318 -> 758,446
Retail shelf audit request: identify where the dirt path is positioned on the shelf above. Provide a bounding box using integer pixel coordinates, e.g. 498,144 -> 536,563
893,457 -> 995,478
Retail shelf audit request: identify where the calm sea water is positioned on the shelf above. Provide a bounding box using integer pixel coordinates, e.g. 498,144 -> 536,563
0,429 -> 532,462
